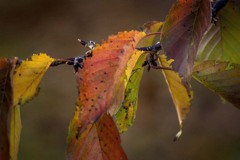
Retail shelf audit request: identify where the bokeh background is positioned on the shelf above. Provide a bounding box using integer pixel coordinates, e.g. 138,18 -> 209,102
1,0 -> 240,159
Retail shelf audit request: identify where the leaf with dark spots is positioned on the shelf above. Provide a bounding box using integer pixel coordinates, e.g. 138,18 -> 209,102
161,0 -> 211,85
0,54 -> 54,160
67,113 -> 127,160
67,31 -> 145,158
0,58 -> 16,160
11,53 -> 53,159
115,22 -> 164,133
115,55 -> 145,133
193,61 -> 240,109
13,53 -> 54,105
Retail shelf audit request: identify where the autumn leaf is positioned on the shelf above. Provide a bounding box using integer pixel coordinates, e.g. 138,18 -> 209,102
9,105 -> 21,160
67,31 -> 146,159
139,21 -> 163,44
0,54 -> 53,160
115,54 -> 145,133
197,0 -> 240,63
115,22 -> 164,133
159,0 -> 212,137
195,0 -> 240,109
11,53 -> 53,160
13,53 -> 54,105
67,113 -> 127,160
0,58 -> 16,160
161,0 -> 211,85
139,21 -> 192,138
193,61 -> 240,109
158,54 -> 192,140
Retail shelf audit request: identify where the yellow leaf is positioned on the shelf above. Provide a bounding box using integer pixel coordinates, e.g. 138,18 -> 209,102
10,105 -> 21,160
124,50 -> 144,87
115,54 -> 146,133
13,53 -> 54,105
159,54 -> 192,139
10,53 -> 53,160
115,22 -> 164,133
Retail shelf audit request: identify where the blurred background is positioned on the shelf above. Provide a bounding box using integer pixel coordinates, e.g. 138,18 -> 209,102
1,0 -> 240,159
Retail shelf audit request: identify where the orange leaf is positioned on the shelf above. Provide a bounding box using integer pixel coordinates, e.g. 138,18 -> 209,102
67,113 -> 127,160
72,31 -> 145,133
67,31 -> 145,159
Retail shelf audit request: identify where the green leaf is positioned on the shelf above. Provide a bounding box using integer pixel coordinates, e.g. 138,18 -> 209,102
115,22 -> 164,133
193,60 -> 240,109
197,0 -> 240,63
115,54 -> 145,133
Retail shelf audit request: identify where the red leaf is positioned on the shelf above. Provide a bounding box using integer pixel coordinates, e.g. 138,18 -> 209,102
0,58 -> 16,160
67,113 -> 127,160
67,31 -> 145,159
161,0 -> 211,85
73,31 -> 145,134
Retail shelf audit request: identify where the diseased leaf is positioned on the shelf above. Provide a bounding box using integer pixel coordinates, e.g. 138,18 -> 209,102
115,55 -> 145,133
10,53 -> 53,160
0,58 -> 16,160
67,113 -> 127,160
193,61 -> 240,109
197,0 -> 240,63
13,53 -> 54,105
161,0 -> 211,85
158,54 -> 192,138
67,31 -> 146,159
115,22 -> 164,133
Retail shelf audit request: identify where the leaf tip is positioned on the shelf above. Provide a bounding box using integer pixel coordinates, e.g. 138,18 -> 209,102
173,128 -> 182,142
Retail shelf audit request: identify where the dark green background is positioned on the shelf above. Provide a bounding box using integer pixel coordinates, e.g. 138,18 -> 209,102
0,0 -> 239,159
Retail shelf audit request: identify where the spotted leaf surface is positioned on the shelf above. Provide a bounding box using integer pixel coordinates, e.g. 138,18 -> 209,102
13,53 -> 54,105
193,61 -> 240,109
67,31 -> 145,159
159,54 -> 192,134
115,55 -> 145,133
67,113 -> 127,160
11,53 -> 53,160
0,54 -> 53,160
197,0 -> 240,63
115,22 -> 164,133
161,0 -> 211,85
